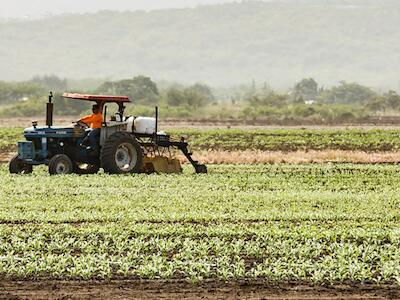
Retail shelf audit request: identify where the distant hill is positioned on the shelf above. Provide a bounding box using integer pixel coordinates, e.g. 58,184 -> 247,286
0,0 -> 399,89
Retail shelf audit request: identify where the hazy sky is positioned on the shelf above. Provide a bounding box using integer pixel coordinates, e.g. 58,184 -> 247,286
1,0 -> 250,19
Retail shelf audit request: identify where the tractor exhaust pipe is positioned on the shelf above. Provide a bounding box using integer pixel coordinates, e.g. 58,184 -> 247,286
155,106 -> 158,134
46,92 -> 54,127
103,105 -> 108,127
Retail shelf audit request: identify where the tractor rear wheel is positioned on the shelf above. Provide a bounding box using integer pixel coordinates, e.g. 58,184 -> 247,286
49,154 -> 74,175
101,132 -> 143,174
9,155 -> 33,174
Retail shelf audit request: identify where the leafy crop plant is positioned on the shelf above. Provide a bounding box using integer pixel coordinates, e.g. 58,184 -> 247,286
0,164 -> 400,283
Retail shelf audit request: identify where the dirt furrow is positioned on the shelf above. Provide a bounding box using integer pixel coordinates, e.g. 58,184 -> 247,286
3,150 -> 400,165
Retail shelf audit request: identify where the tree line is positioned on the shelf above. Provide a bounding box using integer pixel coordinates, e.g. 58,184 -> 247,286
0,75 -> 399,124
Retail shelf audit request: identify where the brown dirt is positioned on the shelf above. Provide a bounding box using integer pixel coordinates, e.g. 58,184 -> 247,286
0,152 -> 13,163
0,280 -> 398,300
3,150 -> 400,165
177,150 -> 400,165
160,120 -> 400,130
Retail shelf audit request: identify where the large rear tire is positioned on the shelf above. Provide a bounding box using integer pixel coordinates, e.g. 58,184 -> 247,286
101,132 -> 143,174
49,154 -> 74,175
9,155 -> 33,174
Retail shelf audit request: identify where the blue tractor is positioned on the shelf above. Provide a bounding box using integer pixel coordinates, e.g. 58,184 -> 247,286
9,92 -> 207,175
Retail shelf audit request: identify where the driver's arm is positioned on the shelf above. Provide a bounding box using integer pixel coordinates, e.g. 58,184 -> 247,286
79,114 -> 96,125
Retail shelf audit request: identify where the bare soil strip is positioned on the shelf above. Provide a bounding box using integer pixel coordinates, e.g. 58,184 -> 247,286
178,150 -> 400,165
3,150 -> 400,165
0,152 -> 12,163
0,280 -> 398,300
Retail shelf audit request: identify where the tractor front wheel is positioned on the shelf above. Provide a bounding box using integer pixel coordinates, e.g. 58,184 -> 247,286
9,155 -> 33,174
101,132 -> 143,174
49,154 -> 74,175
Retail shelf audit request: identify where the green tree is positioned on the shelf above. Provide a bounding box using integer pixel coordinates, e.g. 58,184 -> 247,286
293,78 -> 319,100
366,96 -> 386,113
97,76 -> 159,104
247,91 -> 289,108
384,90 -> 400,110
0,81 -> 44,104
30,75 -> 68,92
165,83 -> 214,108
166,88 -> 185,106
187,83 -> 215,103
319,81 -> 376,104
183,88 -> 205,108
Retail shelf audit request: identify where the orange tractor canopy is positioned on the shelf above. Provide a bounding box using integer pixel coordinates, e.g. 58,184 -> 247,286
62,93 -> 130,113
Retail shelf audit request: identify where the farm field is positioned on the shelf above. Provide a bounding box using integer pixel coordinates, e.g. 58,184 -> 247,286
4,127 -> 400,152
2,126 -> 400,297
3,128 -> 400,164
1,164 -> 400,298
3,127 -> 400,151
3,127 -> 400,166
4,128 -> 400,168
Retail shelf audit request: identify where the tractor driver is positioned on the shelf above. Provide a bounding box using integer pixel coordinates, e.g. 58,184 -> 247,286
78,104 -> 103,152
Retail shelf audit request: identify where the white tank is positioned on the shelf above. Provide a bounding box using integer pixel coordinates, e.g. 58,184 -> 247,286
126,116 -> 135,132
134,117 -> 156,134
114,113 -> 123,122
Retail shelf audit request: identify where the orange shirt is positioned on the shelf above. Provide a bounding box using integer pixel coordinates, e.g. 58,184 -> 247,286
80,112 -> 103,129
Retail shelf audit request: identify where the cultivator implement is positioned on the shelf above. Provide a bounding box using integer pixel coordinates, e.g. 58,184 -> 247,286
136,132 -> 207,174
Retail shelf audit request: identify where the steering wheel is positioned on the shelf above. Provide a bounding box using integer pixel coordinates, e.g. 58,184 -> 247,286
73,121 -> 89,129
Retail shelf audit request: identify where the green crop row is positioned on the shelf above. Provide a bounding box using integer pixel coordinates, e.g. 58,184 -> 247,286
0,127 -> 21,152
171,128 -> 400,151
0,164 -> 400,283
2,127 -> 400,152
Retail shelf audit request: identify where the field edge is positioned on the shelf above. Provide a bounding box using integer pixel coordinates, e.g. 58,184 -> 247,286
0,279 -> 399,299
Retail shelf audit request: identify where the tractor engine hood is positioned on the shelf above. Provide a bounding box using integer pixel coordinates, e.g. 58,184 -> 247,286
24,126 -> 85,138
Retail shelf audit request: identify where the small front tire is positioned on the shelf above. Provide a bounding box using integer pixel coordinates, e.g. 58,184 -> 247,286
9,155 -> 33,174
49,154 -> 74,175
